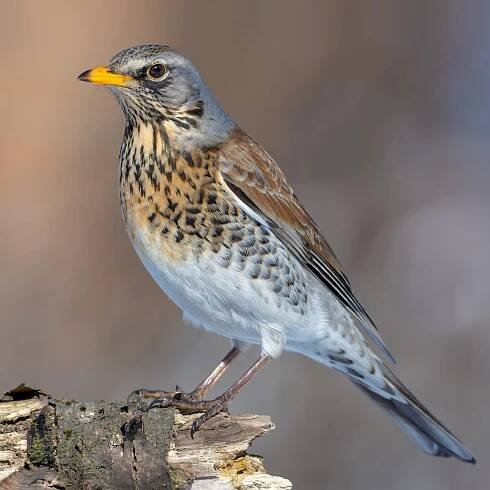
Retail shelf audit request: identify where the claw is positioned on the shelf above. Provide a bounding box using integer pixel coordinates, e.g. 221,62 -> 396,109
147,396 -> 175,411
189,398 -> 228,438
190,418 -> 200,439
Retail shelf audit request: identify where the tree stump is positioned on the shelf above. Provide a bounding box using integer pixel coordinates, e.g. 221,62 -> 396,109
0,384 -> 291,489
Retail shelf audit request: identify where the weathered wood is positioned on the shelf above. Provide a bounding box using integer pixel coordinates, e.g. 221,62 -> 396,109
0,385 -> 291,489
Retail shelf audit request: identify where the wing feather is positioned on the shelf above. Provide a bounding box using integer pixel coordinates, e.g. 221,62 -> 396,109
218,128 -> 396,363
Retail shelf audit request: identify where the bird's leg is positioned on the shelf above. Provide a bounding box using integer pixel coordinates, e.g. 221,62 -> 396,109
189,354 -> 271,437
189,345 -> 241,400
148,354 -> 271,438
127,345 -> 241,408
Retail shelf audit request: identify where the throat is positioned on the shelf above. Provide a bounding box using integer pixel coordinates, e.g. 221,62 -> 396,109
119,121 -> 177,192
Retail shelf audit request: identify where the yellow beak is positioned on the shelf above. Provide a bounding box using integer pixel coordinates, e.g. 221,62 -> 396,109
77,66 -> 131,87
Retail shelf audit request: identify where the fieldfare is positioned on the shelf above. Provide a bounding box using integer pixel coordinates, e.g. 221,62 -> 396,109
78,45 -> 475,462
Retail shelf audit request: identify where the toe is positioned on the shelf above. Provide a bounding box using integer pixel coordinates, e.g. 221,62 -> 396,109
147,395 -> 175,411
188,398 -> 229,437
190,419 -> 200,439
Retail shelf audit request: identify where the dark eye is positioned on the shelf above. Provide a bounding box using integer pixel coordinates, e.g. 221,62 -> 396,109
147,63 -> 168,80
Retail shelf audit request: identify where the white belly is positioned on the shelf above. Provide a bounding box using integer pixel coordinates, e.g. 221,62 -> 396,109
130,230 -> 337,358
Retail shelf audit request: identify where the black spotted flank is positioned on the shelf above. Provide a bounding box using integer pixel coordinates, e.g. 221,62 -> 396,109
329,353 -> 353,365
175,230 -> 184,243
249,265 -> 260,279
230,230 -> 244,243
347,367 -> 364,379
212,226 -> 223,238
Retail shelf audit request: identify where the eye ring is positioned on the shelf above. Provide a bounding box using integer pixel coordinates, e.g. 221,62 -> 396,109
147,63 -> 168,80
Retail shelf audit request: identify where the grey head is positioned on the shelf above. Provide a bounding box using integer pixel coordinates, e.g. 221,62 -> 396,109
79,45 -> 234,149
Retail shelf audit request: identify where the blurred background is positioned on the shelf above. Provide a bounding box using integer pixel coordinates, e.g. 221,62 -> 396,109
1,1 -> 489,488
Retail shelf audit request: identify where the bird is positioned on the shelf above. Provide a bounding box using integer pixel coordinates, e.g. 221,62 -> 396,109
78,44 -> 475,462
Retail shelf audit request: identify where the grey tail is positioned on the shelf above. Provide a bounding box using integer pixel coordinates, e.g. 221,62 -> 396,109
352,362 -> 476,464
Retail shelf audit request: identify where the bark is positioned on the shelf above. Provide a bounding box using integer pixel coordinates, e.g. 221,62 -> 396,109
0,384 -> 291,489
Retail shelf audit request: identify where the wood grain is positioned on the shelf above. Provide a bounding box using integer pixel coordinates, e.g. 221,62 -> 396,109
0,384 -> 291,489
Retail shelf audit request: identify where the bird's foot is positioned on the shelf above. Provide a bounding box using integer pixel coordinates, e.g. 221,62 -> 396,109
147,393 -> 229,438
147,391 -> 209,413
189,398 -> 228,438
127,387 -> 182,411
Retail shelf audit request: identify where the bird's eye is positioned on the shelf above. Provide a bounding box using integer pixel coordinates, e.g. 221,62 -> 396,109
147,63 -> 168,80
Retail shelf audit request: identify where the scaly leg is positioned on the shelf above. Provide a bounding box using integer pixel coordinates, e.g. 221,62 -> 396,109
148,354 -> 271,438
190,345 -> 241,399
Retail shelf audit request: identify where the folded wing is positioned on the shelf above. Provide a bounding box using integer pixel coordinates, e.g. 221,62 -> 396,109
218,128 -> 396,364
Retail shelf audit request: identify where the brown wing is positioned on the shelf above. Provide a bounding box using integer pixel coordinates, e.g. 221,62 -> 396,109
218,128 -> 395,363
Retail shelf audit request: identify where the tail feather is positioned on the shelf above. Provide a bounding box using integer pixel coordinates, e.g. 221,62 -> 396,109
352,362 -> 476,464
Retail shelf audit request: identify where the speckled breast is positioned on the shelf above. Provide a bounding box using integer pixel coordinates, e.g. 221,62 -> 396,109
117,123 -> 311,344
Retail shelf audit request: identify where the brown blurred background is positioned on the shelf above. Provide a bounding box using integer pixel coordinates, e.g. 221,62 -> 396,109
1,1 -> 489,488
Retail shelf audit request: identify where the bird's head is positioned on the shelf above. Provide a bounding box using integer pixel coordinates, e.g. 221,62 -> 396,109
78,44 -> 233,148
